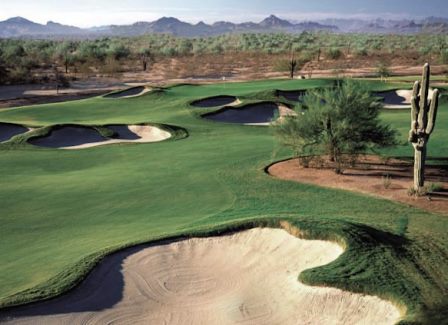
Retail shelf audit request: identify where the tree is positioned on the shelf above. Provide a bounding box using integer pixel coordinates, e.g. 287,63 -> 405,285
408,63 -> 440,192
377,61 -> 391,82
273,80 -> 397,174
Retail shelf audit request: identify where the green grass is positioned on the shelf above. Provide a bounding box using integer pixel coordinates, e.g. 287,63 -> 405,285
0,78 -> 447,324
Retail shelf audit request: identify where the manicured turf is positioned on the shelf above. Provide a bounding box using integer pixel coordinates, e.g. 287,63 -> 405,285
0,78 -> 446,324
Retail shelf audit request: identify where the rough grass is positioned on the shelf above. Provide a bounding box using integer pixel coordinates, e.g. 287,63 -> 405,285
0,78 -> 446,324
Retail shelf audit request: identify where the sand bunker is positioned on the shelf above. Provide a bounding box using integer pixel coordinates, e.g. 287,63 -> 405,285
203,102 -> 281,125
0,123 -> 29,142
191,95 -> 239,108
375,89 -> 435,109
0,228 -> 400,325
28,125 -> 171,149
104,86 -> 150,99
276,90 -> 306,102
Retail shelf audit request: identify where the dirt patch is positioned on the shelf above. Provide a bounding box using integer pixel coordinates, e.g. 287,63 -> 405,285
103,86 -> 148,99
0,228 -> 400,325
268,156 -> 448,215
0,123 -> 29,142
191,95 -> 238,108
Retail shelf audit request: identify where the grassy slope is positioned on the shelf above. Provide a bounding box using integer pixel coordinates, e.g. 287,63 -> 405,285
0,78 -> 446,324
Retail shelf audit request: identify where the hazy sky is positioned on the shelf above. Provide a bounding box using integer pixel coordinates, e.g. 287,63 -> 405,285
1,0 -> 447,27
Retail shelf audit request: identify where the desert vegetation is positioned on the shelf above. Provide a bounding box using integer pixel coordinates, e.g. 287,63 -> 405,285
0,32 -> 447,84
273,80 -> 398,173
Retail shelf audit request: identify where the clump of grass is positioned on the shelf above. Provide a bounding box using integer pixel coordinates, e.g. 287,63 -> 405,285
407,183 -> 444,197
427,182 -> 444,193
382,174 -> 392,189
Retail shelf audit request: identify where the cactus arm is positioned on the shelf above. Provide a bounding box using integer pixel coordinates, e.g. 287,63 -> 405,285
418,64 -> 430,131
425,89 -> 439,135
410,95 -> 419,132
419,63 -> 430,112
412,80 -> 420,100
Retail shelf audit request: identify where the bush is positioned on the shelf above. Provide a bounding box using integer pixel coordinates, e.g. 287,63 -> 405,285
354,47 -> 368,57
441,49 -> 448,64
273,80 -> 398,174
327,48 -> 343,60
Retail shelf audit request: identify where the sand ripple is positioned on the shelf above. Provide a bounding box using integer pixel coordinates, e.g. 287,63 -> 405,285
1,228 -> 401,325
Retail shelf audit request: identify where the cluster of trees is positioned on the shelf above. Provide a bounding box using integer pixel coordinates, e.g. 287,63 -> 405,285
0,32 -> 447,84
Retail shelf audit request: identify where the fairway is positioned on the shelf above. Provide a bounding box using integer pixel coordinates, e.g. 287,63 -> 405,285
0,78 -> 447,324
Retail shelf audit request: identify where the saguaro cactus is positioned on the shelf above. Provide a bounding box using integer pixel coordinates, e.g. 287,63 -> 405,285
408,63 -> 440,191
289,51 -> 297,79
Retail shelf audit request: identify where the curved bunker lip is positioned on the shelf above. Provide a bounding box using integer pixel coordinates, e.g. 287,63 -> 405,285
28,125 -> 172,150
276,89 -> 307,102
374,89 -> 435,109
202,102 -> 280,125
0,228 -> 401,325
107,125 -> 141,140
28,125 -> 107,148
103,86 -> 149,99
190,95 -> 238,108
0,122 -> 29,142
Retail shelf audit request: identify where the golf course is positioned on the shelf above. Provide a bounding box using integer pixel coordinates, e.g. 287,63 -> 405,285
0,78 -> 447,324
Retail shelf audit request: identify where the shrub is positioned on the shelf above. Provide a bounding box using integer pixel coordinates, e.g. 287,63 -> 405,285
273,80 -> 398,174
327,48 -> 343,60
382,175 -> 392,189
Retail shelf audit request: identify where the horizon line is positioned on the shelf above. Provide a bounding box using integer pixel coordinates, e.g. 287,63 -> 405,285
1,13 -> 447,29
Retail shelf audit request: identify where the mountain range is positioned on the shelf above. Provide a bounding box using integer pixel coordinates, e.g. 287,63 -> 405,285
0,15 -> 447,39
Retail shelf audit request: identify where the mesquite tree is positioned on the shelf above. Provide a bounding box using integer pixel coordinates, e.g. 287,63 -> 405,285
408,63 -> 440,191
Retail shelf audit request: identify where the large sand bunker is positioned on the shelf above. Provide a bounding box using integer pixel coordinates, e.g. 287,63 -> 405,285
191,95 -> 239,108
276,89 -> 306,102
104,86 -> 150,99
375,89 -> 435,109
28,125 -> 171,149
0,228 -> 400,325
0,123 -> 29,142
203,102 -> 280,125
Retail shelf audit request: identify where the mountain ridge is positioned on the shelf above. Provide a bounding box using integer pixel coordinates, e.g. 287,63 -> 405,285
0,15 -> 447,38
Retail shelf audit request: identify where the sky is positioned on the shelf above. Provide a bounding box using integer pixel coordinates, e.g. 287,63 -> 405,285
1,0 -> 447,27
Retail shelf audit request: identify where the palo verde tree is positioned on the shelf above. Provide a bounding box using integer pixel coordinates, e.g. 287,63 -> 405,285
408,63 -> 440,192
274,80 -> 397,174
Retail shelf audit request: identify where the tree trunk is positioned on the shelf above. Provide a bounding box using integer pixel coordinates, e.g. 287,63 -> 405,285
413,144 -> 426,190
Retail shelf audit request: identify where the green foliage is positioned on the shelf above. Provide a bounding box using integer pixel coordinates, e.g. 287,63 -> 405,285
326,47 -> 343,60
377,61 -> 391,79
441,49 -> 448,64
274,80 -> 397,173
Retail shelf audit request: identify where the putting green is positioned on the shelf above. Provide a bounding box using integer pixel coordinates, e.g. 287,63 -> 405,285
0,78 -> 446,324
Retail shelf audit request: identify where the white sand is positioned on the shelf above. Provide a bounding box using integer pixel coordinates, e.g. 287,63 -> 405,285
245,104 -> 296,126
3,228 -> 401,325
62,125 -> 171,150
382,89 -> 435,109
116,87 -> 152,99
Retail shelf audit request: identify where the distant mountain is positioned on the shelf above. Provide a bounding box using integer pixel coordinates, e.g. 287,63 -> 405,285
318,17 -> 448,34
0,16 -> 83,37
0,15 -> 337,38
259,15 -> 293,28
0,15 -> 447,39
